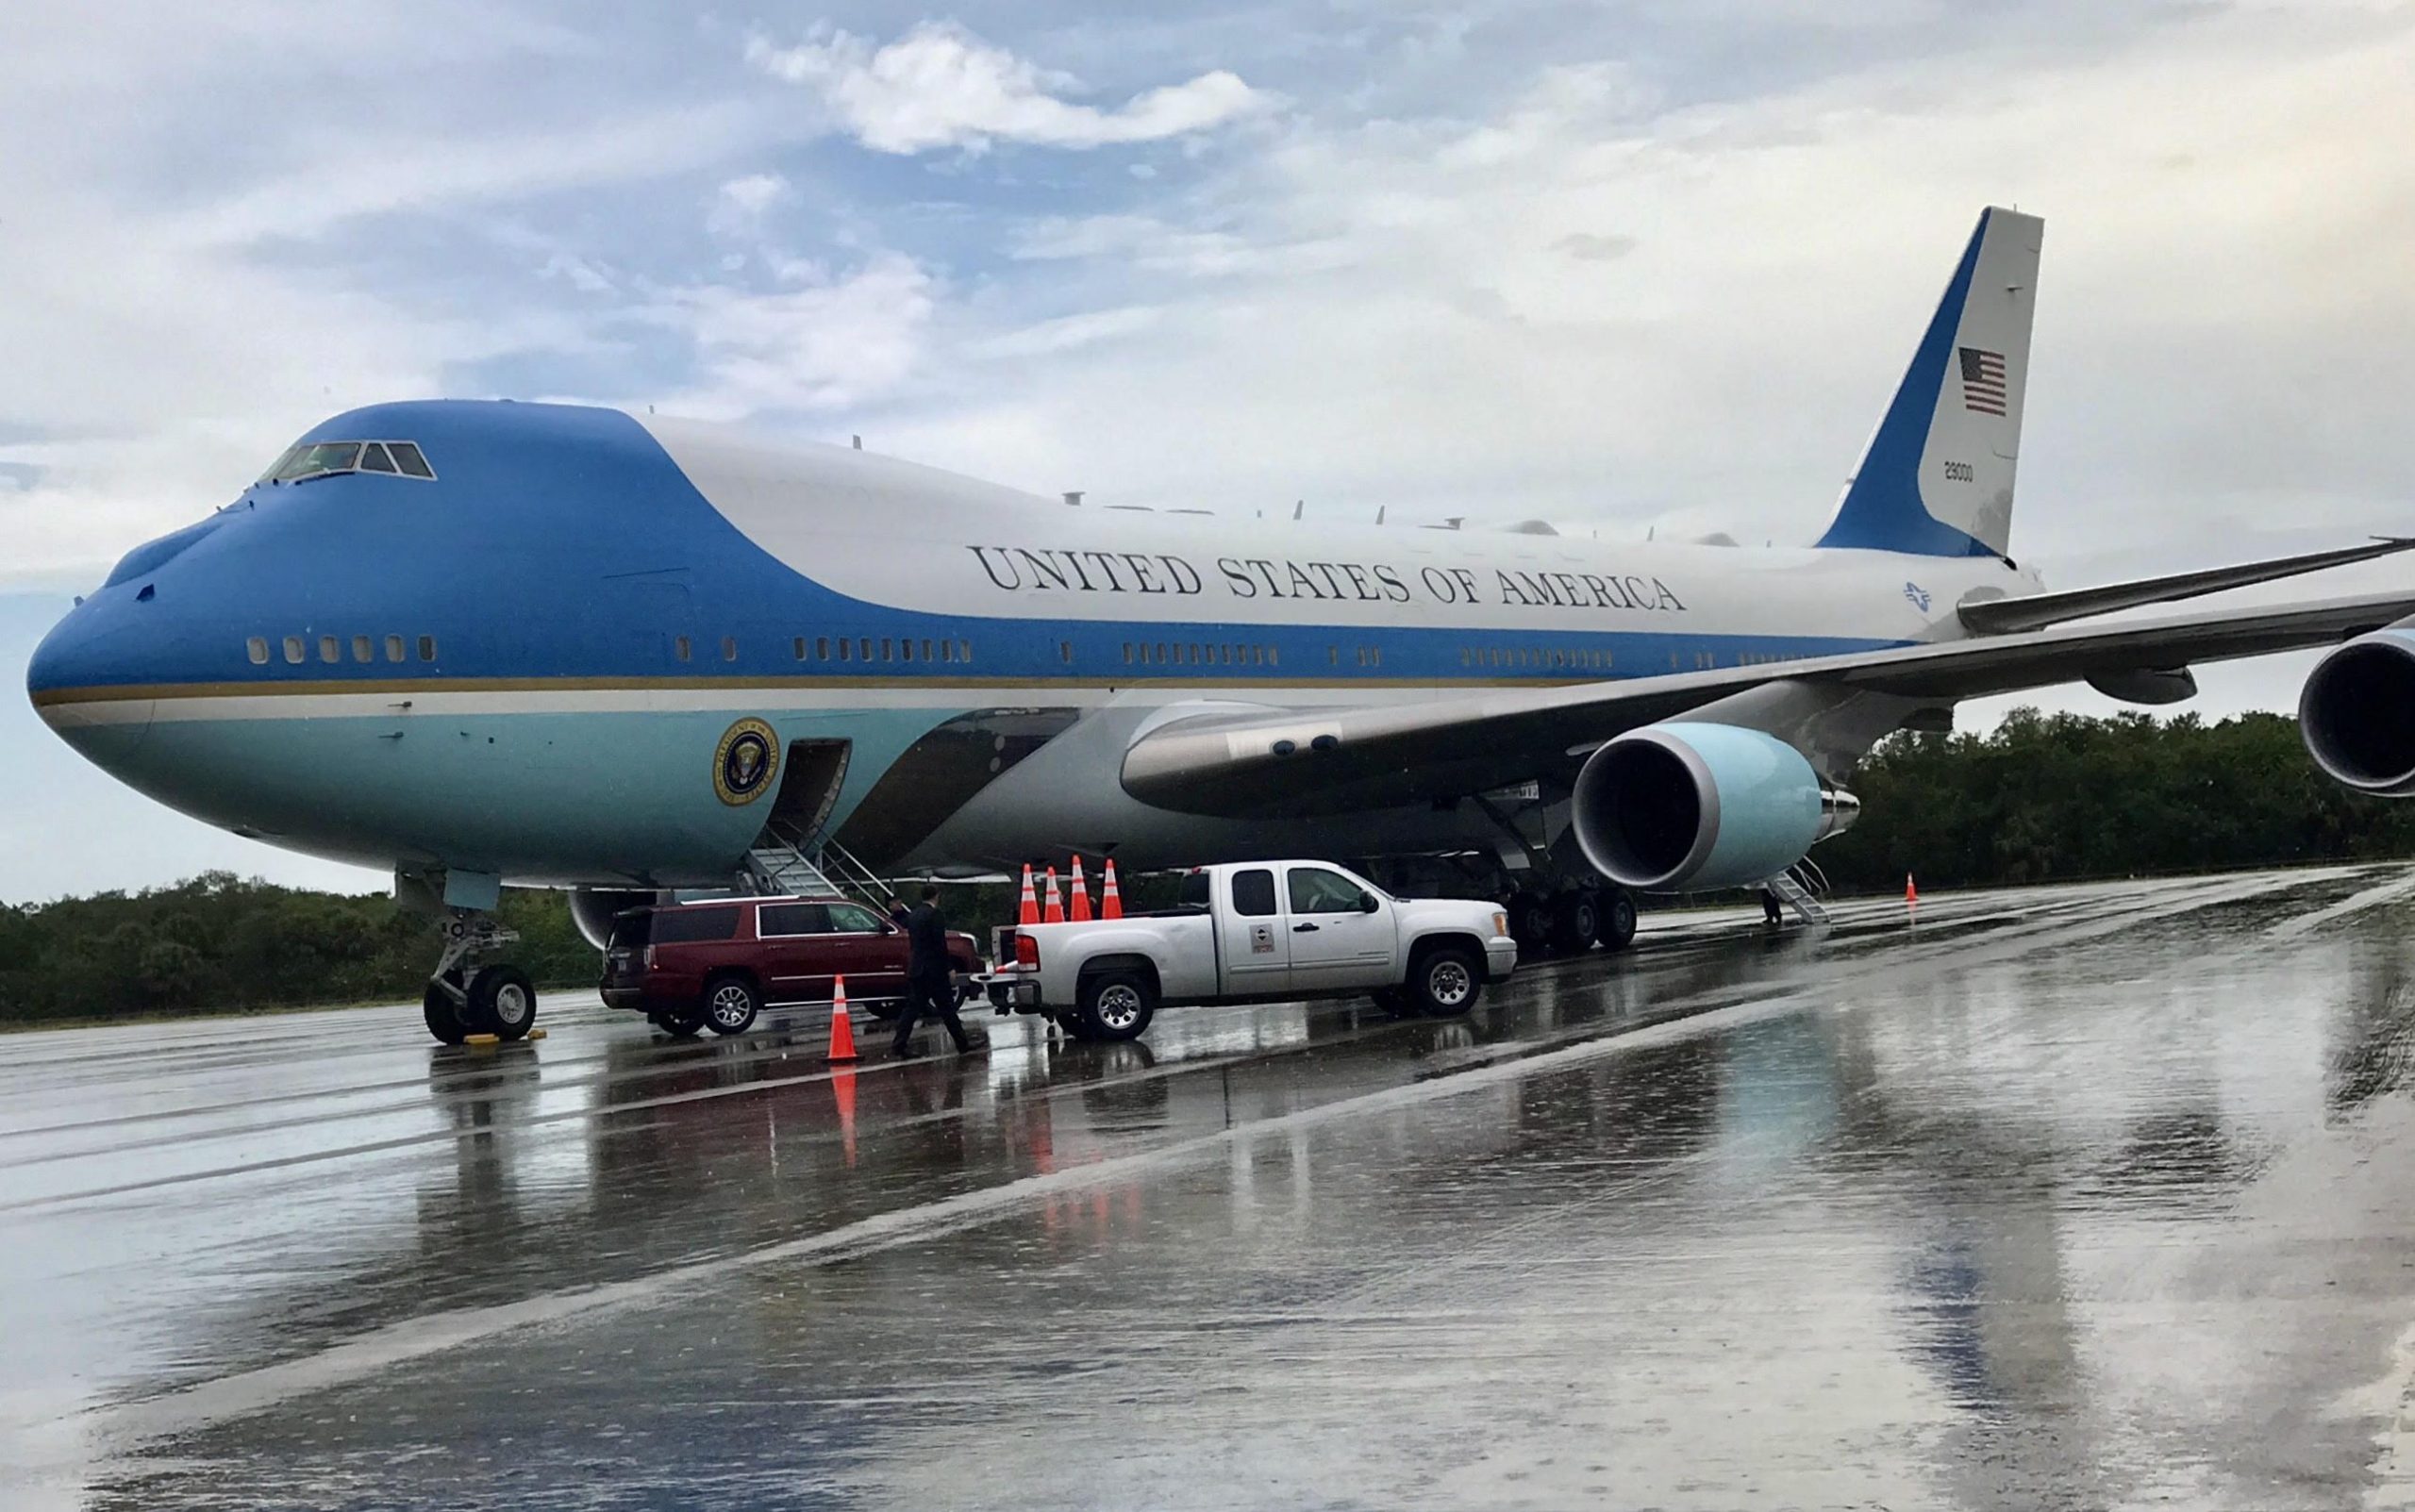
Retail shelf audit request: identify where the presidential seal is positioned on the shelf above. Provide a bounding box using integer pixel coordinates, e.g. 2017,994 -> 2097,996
712,718 -> 779,806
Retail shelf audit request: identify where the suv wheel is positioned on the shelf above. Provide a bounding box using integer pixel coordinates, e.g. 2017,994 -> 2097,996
704,975 -> 760,1036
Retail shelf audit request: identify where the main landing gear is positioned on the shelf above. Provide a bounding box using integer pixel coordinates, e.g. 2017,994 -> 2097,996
422,910 -> 539,1045
1504,882 -> 1639,957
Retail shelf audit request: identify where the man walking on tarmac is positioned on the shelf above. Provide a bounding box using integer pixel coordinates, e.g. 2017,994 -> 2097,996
891,884 -> 972,1058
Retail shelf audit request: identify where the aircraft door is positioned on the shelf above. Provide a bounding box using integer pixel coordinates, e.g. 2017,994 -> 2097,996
1282,865 -> 1395,990
1219,867 -> 1290,994
762,739 -> 852,846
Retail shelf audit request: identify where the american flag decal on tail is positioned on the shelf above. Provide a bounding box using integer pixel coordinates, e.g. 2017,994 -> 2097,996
1958,347 -> 2007,416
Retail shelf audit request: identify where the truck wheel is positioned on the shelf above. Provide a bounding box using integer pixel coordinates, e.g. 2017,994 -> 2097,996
1549,891 -> 1601,954
424,979 -> 469,1045
1077,970 -> 1158,1041
1408,947 -> 1482,1017
468,965 -> 537,1041
703,974 -> 760,1036
652,1003 -> 707,1038
1595,888 -> 1639,953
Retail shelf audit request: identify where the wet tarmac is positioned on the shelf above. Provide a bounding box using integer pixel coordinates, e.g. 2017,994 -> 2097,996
10,868 -> 2415,1509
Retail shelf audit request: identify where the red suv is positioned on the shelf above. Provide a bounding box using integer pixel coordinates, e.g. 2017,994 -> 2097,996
600,895 -> 981,1038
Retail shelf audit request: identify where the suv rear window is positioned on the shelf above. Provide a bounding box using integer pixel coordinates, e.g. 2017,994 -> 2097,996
648,905 -> 741,943
607,911 -> 651,949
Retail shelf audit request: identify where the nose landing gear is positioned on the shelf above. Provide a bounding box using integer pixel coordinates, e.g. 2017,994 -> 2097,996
422,911 -> 538,1045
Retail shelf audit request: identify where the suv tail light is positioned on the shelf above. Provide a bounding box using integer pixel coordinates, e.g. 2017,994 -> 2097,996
643,945 -> 657,969
1015,933 -> 1040,969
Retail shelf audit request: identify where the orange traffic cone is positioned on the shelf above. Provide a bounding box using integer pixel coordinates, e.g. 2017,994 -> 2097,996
1017,864 -> 1040,926
1100,858 -> 1123,920
1905,872 -> 1919,906
826,974 -> 860,1063
1043,865 -> 1066,923
1070,856 -> 1093,922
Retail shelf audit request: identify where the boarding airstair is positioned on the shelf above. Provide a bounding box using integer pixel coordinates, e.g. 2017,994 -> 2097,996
743,819 -> 892,910
1766,858 -> 1832,926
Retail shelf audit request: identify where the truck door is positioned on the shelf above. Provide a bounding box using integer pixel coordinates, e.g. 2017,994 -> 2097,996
1218,867 -> 1290,995
1282,865 -> 1395,990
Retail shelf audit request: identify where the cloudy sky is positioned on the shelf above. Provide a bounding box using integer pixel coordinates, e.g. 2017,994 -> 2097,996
4,0 -> 2413,900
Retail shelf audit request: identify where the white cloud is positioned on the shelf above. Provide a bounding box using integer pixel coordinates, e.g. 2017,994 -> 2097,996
743,22 -> 1266,154
708,172 -> 791,239
649,252 -> 937,420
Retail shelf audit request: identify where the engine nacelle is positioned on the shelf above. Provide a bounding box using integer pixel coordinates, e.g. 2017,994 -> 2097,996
1572,722 -> 1858,892
569,888 -> 663,951
2300,623 -> 2415,796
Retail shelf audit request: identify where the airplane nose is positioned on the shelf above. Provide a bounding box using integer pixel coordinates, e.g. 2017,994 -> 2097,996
27,600 -> 156,768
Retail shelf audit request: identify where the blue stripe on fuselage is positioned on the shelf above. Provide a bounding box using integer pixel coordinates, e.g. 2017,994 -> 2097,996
29,399 -> 1911,701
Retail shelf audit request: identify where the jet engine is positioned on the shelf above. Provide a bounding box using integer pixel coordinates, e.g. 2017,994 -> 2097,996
1571,722 -> 1859,891
2300,622 -> 2415,796
569,888 -> 664,951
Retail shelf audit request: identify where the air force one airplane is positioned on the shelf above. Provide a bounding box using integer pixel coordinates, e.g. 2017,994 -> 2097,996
27,207 -> 2415,1041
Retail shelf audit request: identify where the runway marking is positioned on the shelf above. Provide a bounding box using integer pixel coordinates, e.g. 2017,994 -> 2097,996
2263,867 -> 2415,941
66,868 -> 2361,1450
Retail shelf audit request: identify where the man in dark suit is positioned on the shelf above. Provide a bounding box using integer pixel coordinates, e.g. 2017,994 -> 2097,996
891,884 -> 972,1057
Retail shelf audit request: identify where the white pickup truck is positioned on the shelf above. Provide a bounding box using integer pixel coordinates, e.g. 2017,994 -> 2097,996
991,861 -> 1519,1040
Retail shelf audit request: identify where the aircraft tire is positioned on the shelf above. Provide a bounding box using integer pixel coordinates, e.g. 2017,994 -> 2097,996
1549,891 -> 1602,954
1506,892 -> 1552,955
1407,945 -> 1482,1017
1595,889 -> 1639,953
1370,986 -> 1411,1018
1076,970 -> 1157,1042
470,965 -> 537,1041
652,1003 -> 708,1038
423,979 -> 470,1045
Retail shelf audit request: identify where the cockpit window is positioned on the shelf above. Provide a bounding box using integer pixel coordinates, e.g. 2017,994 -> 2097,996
258,440 -> 437,484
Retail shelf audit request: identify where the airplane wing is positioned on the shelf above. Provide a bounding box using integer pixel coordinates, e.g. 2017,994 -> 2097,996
1122,589 -> 2415,819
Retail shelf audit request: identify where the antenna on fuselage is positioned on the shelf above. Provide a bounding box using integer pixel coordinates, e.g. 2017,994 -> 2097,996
1293,500 -> 1304,521
852,435 -> 862,450
1063,490 -> 1084,507
1376,506 -> 1387,524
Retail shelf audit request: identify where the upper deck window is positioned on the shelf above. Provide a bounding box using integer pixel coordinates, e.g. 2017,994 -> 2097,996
259,440 -> 437,485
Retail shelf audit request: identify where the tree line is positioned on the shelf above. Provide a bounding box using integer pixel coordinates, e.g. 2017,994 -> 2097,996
5,709 -> 2411,1027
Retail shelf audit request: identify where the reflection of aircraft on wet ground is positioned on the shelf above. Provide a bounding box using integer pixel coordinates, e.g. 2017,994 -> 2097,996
30,206 -> 2415,1042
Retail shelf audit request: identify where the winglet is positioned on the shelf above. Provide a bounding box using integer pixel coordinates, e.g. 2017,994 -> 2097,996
1816,208 -> 2044,558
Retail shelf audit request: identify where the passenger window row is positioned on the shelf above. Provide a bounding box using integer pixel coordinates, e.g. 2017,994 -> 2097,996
246,633 -> 438,666
1463,646 -> 1614,672
1124,642 -> 1278,667
670,635 -> 975,665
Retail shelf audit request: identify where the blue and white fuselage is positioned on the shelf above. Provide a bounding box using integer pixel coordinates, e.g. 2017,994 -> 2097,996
25,398 -> 2024,886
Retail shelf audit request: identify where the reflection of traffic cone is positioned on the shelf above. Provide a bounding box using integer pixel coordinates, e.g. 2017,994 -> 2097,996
830,1065 -> 858,1167
827,974 -> 860,1063
1101,858 -> 1123,920
1018,864 -> 1040,926
1044,865 -> 1066,923
1070,856 -> 1092,922
1905,872 -> 1919,906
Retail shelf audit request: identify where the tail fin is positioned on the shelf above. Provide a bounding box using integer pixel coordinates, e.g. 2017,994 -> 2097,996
1815,207 -> 2043,558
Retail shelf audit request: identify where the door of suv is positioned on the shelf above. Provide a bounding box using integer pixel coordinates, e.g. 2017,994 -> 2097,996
756,901 -> 837,1005
1281,865 -> 1394,990
824,900 -> 908,1005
